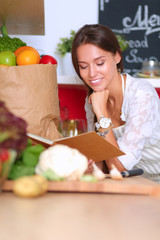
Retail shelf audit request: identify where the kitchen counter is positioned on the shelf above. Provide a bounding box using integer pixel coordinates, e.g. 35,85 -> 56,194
1,177 -> 160,240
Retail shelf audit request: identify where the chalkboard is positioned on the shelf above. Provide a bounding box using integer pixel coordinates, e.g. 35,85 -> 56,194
99,0 -> 160,76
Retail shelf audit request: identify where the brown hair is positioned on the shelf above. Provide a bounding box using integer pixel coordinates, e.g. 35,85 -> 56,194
72,24 -> 123,85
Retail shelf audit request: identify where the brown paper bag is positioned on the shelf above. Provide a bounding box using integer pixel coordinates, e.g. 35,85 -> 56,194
0,64 -> 62,141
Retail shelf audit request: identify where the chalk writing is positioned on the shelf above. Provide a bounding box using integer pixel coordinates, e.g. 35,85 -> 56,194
100,0 -> 104,11
125,49 -> 158,63
127,36 -> 148,49
122,5 -> 160,36
99,1 -> 160,75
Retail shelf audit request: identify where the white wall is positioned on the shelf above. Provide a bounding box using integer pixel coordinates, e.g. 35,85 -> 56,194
10,0 -> 98,75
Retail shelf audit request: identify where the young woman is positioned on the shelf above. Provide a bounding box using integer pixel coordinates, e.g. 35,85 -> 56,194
71,24 -> 160,183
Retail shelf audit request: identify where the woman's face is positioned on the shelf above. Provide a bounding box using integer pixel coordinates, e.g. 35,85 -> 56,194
77,43 -> 121,92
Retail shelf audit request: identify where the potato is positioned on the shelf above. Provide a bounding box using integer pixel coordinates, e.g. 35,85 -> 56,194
13,175 -> 48,198
32,175 -> 48,194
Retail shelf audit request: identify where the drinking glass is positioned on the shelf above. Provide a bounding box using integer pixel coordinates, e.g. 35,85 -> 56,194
61,119 -> 87,137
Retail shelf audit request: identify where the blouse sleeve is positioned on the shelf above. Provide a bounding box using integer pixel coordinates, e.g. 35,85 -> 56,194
117,86 -> 160,170
84,96 -> 95,132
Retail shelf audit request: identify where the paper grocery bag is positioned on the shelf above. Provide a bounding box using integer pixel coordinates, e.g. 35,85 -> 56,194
0,64 -> 62,141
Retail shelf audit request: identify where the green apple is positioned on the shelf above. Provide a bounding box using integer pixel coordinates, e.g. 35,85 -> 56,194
0,51 -> 16,66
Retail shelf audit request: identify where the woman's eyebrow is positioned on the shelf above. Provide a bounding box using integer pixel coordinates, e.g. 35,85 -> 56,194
78,56 -> 106,63
78,61 -> 87,64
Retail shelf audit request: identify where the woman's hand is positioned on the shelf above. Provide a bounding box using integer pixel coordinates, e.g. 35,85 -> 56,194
88,89 -> 110,118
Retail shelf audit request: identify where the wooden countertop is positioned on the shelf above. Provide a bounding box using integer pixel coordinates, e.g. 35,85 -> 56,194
0,191 -> 160,240
1,177 -> 160,240
3,176 -> 160,196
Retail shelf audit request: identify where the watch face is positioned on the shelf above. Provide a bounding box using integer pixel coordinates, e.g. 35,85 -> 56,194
99,118 -> 111,128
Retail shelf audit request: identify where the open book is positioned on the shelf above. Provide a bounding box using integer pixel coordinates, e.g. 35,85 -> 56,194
27,131 -> 124,162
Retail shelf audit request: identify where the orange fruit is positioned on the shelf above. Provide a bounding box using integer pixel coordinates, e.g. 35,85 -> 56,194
15,46 -> 40,62
16,49 -> 40,65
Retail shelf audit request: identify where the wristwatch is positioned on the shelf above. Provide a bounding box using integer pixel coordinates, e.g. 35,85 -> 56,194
95,115 -> 112,130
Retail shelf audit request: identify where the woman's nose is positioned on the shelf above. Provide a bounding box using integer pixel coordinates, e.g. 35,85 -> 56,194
88,65 -> 97,77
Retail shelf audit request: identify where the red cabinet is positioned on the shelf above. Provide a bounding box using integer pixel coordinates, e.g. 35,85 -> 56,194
155,88 -> 160,97
58,84 -> 88,121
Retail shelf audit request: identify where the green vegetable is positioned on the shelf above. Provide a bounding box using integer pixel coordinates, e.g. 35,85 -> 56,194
0,25 -> 26,53
8,163 -> 35,180
22,144 -> 44,167
42,169 -> 64,181
80,174 -> 98,182
1,149 -> 17,177
8,140 -> 44,180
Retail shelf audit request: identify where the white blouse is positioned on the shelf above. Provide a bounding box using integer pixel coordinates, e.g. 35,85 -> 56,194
85,74 -> 160,183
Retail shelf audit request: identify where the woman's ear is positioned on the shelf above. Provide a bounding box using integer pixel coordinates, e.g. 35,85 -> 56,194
114,51 -> 121,64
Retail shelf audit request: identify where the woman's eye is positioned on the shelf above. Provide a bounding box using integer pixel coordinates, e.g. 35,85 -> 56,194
79,65 -> 87,69
97,62 -> 104,66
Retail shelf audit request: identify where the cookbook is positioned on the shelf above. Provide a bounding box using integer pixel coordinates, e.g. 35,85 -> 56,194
27,131 -> 125,162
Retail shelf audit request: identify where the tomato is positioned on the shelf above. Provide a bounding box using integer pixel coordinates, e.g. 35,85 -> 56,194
0,51 -> 16,66
39,55 -> 57,65
0,149 -> 10,162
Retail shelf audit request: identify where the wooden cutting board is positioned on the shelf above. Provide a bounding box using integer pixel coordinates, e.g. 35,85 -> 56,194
2,176 -> 160,196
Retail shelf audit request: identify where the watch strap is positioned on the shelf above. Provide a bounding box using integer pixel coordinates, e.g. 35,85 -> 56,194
97,123 -> 113,137
95,121 -> 100,129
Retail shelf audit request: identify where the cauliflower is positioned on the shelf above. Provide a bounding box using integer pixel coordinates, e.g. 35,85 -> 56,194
35,144 -> 88,180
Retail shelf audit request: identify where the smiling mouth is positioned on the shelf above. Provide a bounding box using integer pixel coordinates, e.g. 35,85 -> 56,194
90,78 -> 102,85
